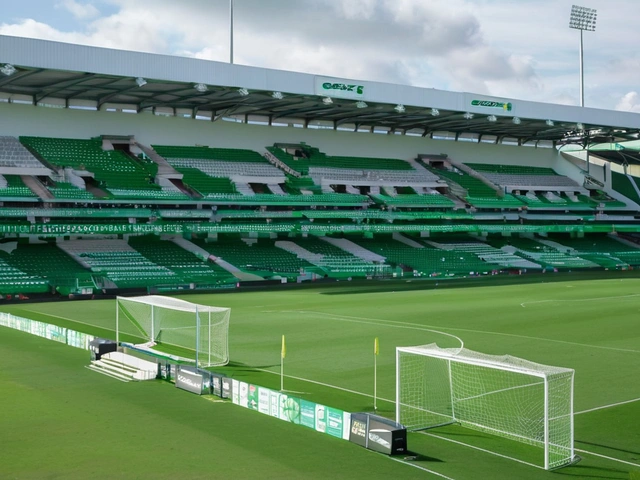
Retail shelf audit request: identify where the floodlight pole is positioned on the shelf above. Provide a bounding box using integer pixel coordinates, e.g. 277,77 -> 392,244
230,0 -> 234,64
569,5 -> 597,107
578,28 -> 584,107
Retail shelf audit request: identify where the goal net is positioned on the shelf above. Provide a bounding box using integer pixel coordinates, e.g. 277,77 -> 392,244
116,295 -> 230,367
396,344 -> 575,470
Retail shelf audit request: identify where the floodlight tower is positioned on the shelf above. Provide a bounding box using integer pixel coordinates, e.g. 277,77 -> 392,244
230,0 -> 234,64
569,5 -> 597,107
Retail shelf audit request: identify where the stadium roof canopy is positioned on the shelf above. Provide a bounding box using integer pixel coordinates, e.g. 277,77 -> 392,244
587,141 -> 640,166
1,35 -> 639,148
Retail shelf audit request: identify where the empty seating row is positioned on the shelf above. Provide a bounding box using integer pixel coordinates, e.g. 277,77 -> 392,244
0,251 -> 50,294
129,236 -> 235,285
58,239 -> 178,288
0,175 -> 37,197
352,236 -> 501,275
196,239 -> 314,275
370,193 -> 455,208
0,136 -> 49,169
167,158 -> 285,180
0,243 -> 93,293
465,163 -> 559,175
308,167 -> 439,183
20,137 -> 161,195
48,182 -> 95,200
203,193 -> 369,205
152,145 -> 269,163
176,167 -> 237,195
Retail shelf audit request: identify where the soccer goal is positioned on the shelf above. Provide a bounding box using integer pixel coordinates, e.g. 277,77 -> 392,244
396,344 -> 575,470
116,295 -> 230,367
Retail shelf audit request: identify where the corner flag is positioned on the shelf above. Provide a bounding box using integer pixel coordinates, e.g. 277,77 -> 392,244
281,335 -> 286,359
373,337 -> 379,411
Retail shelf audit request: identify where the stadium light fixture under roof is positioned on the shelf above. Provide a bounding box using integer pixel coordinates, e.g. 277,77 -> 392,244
194,83 -> 208,93
135,77 -> 147,87
430,108 -> 440,117
569,5 -> 597,107
546,119 -> 555,126
394,104 -> 406,113
512,116 -> 522,125
271,91 -> 284,100
463,112 -> 474,120
0,64 -> 16,76
487,115 -> 497,122
355,101 -> 368,109
237,87 -> 249,96
322,96 -> 333,105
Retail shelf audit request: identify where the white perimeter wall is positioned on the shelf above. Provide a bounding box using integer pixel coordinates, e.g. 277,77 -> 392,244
0,102 -> 584,183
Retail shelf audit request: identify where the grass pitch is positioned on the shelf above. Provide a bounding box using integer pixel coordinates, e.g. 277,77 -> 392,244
1,274 -> 640,479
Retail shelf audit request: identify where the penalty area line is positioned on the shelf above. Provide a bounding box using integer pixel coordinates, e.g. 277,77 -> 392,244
278,310 -> 640,354
574,448 -> 640,469
520,293 -> 640,308
382,453 -> 456,480
16,310 -> 114,333
255,367 -> 395,404
418,431 -> 544,470
575,396 -> 640,415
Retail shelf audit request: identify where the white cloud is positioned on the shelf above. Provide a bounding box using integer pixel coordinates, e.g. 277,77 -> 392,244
0,0 -> 638,111
616,92 -> 640,113
57,0 -> 100,20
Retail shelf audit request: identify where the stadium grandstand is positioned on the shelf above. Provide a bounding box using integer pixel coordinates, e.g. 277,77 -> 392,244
1,34 -> 640,298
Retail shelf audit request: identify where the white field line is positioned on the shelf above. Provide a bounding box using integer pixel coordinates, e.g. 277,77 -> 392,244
575,396 -> 640,415
17,310 -> 115,332
255,367 -> 395,403
574,448 -> 640,469
456,381 -> 544,404
383,453 -> 456,480
520,293 -> 640,308
418,431 -> 544,470
274,310 -> 640,354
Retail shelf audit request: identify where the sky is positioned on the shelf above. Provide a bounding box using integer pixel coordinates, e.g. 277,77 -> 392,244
1,0 -> 639,113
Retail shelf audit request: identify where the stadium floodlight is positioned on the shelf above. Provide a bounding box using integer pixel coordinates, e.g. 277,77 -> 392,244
430,108 -> 440,117
463,112 -> 474,120
546,119 -> 555,126
1,64 -> 16,76
271,91 -> 284,100
237,87 -> 249,96
396,344 -> 576,470
322,96 -> 333,105
135,77 -> 147,87
394,104 -> 406,113
487,115 -> 497,122
569,5 -> 597,107
512,116 -> 522,125
356,101 -> 368,108
194,83 -> 208,93
576,122 -> 585,130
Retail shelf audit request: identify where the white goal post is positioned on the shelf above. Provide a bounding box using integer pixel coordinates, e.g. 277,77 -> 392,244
396,344 -> 575,470
115,295 -> 230,367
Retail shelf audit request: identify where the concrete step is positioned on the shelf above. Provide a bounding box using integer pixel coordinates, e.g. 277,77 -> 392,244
86,364 -> 132,382
92,360 -> 136,379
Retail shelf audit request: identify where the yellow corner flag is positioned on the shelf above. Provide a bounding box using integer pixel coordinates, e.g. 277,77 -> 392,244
374,337 -> 379,356
281,335 -> 286,359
